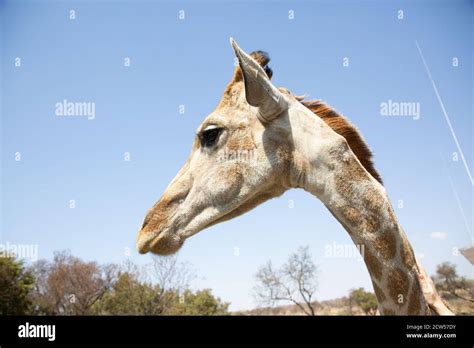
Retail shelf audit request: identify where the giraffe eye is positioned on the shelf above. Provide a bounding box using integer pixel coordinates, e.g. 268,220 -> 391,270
199,127 -> 223,148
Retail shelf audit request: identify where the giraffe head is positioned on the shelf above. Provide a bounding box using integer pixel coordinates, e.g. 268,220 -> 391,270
136,39 -> 303,255
136,38 -> 359,255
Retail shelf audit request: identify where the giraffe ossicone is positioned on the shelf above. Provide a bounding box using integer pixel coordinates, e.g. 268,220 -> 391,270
136,38 -> 453,316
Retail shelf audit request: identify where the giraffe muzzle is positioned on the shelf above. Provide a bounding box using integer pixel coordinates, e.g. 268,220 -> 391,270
136,226 -> 185,255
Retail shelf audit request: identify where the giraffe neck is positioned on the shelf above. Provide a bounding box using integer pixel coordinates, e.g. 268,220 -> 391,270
288,106 -> 429,315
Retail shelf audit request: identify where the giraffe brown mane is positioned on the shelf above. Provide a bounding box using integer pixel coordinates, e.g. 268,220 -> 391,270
299,99 -> 383,184
231,51 -> 383,185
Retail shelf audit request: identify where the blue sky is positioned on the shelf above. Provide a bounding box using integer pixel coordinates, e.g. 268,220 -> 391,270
1,0 -> 472,311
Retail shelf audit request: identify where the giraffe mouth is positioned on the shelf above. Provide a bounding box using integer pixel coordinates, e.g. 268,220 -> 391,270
136,204 -> 239,255
137,229 -> 185,255
137,175 -> 279,256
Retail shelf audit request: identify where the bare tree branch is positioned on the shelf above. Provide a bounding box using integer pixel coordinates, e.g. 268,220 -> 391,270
253,246 -> 319,315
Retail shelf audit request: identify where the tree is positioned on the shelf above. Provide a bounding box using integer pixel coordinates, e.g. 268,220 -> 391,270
349,288 -> 378,315
0,254 -> 35,314
94,256 -> 199,315
29,251 -> 118,315
253,246 -> 318,315
166,289 -> 230,315
20,251 -> 231,315
94,271 -> 162,315
28,259 -> 54,314
143,254 -> 196,314
434,262 -> 473,303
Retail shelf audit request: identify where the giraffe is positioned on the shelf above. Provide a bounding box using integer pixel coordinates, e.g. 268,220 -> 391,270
137,39 -> 453,315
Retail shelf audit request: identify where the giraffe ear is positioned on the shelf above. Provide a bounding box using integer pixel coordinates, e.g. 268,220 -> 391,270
230,38 -> 287,124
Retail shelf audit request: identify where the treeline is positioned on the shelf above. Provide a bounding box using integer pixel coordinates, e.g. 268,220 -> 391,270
252,246 -> 473,315
0,251 -> 229,315
2,247 -> 472,316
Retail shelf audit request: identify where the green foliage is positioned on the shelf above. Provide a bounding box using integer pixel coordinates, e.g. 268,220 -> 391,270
94,272 -> 229,315
167,289 -> 230,315
2,251 -> 229,316
0,254 -> 35,315
435,262 -> 464,291
93,271 -> 167,315
434,262 -> 473,302
349,288 -> 378,315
